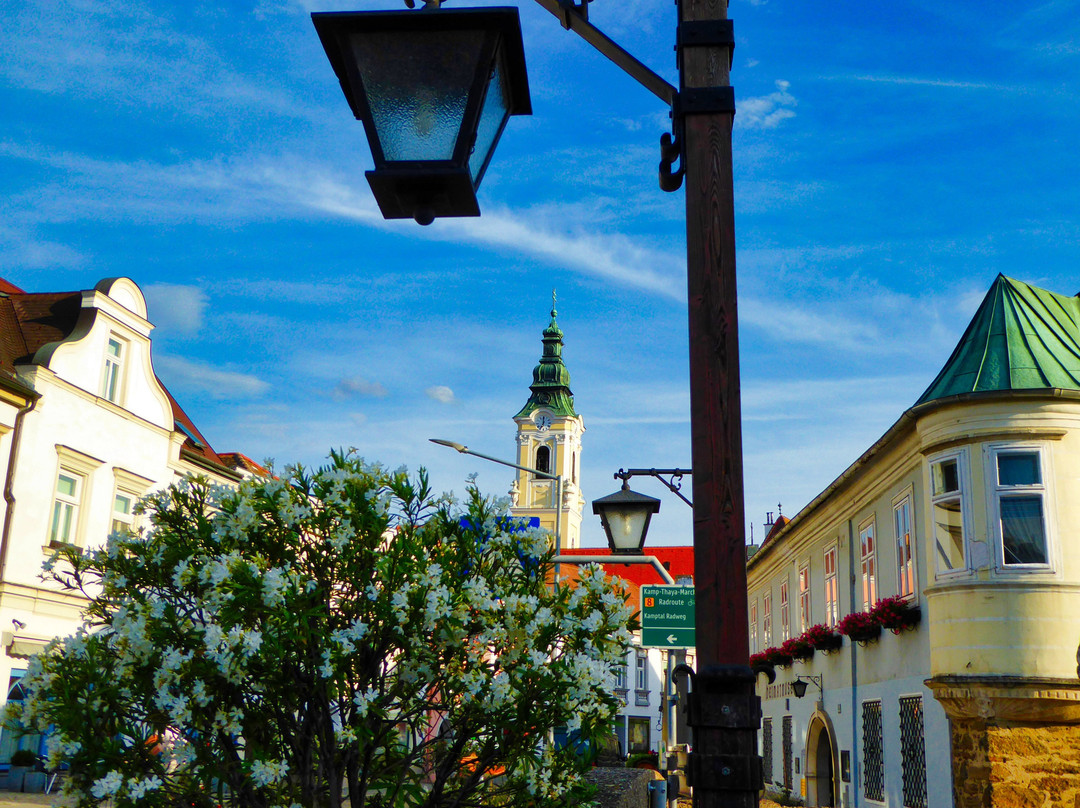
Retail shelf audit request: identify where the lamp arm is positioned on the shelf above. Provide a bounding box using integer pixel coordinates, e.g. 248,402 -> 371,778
531,0 -> 676,106
404,0 -> 675,105
554,554 -> 676,585
615,468 -> 694,508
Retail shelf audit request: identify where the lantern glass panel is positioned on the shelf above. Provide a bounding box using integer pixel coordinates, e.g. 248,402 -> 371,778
469,51 -> 510,183
606,506 -> 650,552
349,28 -> 485,162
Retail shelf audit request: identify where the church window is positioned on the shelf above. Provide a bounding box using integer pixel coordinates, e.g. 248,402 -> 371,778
535,445 -> 551,475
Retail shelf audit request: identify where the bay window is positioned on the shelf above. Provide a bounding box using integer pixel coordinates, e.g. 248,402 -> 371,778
931,451 -> 968,575
991,446 -> 1050,568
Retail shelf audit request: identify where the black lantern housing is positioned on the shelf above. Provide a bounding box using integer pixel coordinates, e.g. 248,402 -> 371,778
312,7 -> 532,225
791,678 -> 808,699
592,482 -> 661,555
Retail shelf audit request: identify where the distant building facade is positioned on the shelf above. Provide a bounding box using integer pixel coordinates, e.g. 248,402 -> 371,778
0,276 -> 247,764
747,276 -> 1080,807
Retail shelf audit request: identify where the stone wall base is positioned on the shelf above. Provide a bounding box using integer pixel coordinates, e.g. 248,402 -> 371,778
929,676 -> 1080,808
950,720 -> 1080,808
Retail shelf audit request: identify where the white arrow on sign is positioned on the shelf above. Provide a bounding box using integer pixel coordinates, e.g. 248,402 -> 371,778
667,634 -> 678,644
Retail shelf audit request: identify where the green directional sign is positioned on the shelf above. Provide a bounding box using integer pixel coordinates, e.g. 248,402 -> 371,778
640,584 -> 695,648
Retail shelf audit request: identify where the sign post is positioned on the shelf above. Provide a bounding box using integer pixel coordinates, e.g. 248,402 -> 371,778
641,585 -> 696,648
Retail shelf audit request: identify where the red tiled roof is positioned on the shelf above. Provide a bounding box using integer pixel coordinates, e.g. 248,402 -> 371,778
218,453 -> 270,477
0,291 -> 82,370
559,545 -> 695,609
159,384 -> 228,469
0,279 -> 26,294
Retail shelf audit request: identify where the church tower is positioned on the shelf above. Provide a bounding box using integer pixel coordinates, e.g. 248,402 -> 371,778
509,296 -> 585,550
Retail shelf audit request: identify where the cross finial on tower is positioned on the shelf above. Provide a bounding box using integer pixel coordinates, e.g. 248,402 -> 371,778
551,288 -> 557,319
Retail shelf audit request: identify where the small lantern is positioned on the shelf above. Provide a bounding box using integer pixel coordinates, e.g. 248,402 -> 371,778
791,677 -> 809,699
312,7 -> 532,225
592,482 -> 661,555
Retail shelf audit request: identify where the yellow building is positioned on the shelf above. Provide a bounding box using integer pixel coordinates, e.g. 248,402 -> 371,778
509,301 -> 585,549
747,276 -> 1080,807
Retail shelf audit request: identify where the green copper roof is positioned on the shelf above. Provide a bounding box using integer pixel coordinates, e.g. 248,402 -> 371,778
917,275 -> 1080,405
515,296 -> 577,418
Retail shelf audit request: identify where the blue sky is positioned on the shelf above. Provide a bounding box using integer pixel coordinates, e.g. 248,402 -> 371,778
3,0 -> 1079,547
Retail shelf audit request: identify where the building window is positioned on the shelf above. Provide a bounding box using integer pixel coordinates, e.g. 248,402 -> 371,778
763,593 -> 772,647
634,651 -> 649,705
49,447 -> 104,548
762,717 -> 773,784
899,696 -> 928,808
635,652 -> 647,690
862,700 -> 884,802
535,445 -> 551,475
991,447 -> 1049,568
101,336 -> 124,403
628,717 -> 650,753
112,490 -> 137,537
614,661 -> 627,690
749,599 -> 758,654
824,544 -> 839,627
798,562 -> 811,632
779,581 -> 790,641
860,518 -> 877,611
931,452 -> 968,574
894,494 -> 916,598
782,715 -> 793,791
50,472 -> 82,545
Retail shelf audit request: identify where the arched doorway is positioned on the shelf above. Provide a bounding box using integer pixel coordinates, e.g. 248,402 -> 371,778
804,709 -> 838,807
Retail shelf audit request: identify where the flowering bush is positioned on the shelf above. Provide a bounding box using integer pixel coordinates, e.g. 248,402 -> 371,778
837,610 -> 881,641
9,451 -> 636,808
872,595 -> 921,634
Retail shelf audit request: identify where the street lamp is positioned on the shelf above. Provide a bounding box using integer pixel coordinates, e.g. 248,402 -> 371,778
429,438 -> 561,551
322,2 -> 754,804
791,675 -> 822,700
312,7 -> 531,225
592,481 -> 661,555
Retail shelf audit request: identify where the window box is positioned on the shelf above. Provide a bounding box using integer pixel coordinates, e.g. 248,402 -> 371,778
872,595 -> 921,634
838,611 -> 882,644
781,635 -> 814,662
753,646 -> 794,669
804,622 -> 844,653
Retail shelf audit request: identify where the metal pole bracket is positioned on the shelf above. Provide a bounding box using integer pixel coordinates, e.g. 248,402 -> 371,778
676,19 -> 734,69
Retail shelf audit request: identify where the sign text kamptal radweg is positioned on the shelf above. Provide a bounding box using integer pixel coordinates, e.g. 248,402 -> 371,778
640,584 -> 695,648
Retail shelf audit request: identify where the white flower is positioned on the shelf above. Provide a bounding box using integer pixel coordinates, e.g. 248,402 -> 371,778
250,759 -> 289,788
128,775 -> 163,800
90,771 -> 123,798
353,687 -> 379,718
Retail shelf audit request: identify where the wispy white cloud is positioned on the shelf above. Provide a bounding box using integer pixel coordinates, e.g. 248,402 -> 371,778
426,386 -> 456,404
737,80 -> 797,130
0,224 -> 84,271
333,376 -> 388,400
144,283 -> 207,335
823,74 -> 1009,90
155,355 -> 269,399
0,0 -> 320,123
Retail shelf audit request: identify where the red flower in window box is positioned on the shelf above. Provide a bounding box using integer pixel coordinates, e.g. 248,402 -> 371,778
871,595 -> 921,634
753,646 -> 793,668
781,635 -> 814,661
803,623 -> 844,652
838,610 -> 882,643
